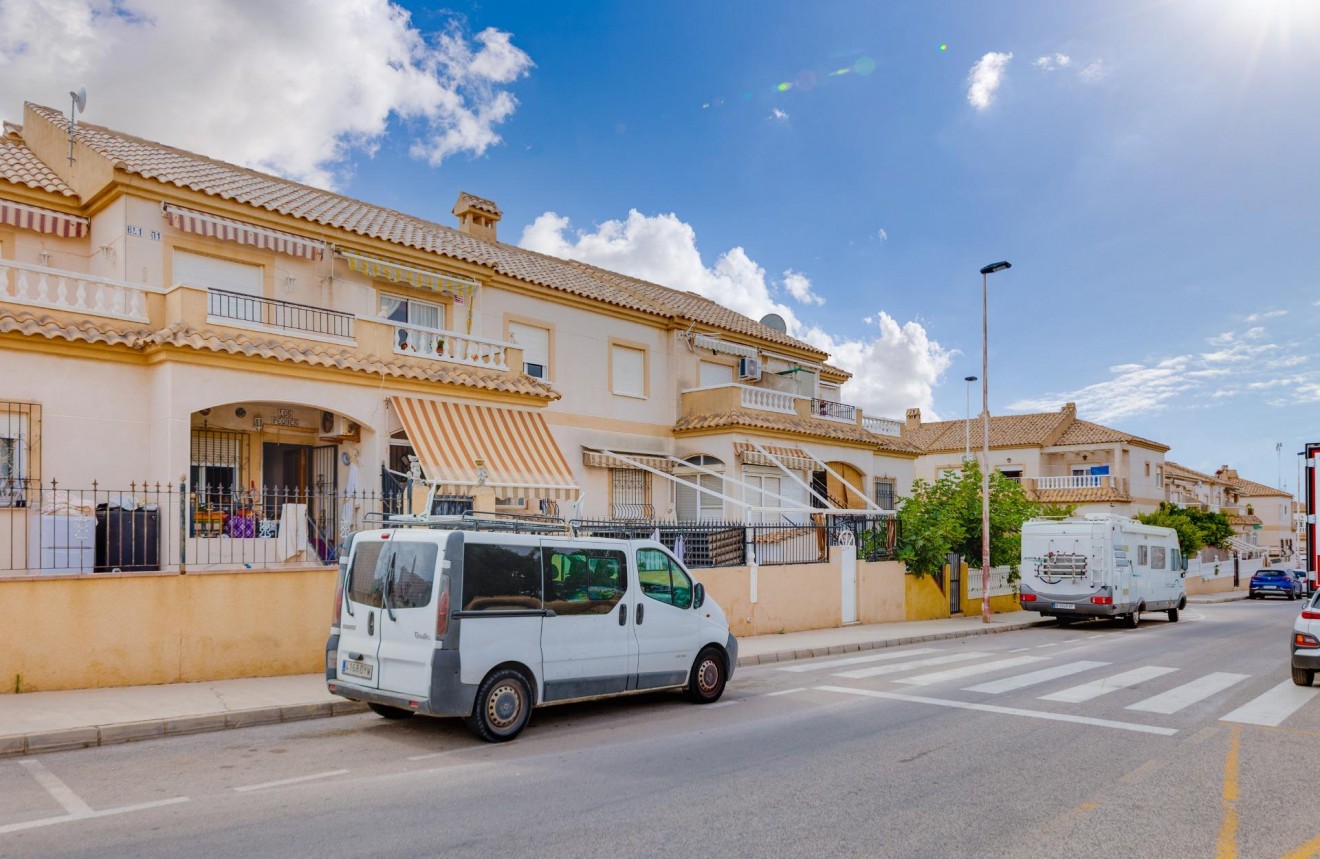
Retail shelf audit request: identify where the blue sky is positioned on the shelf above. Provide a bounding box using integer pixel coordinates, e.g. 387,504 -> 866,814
2,0 -> 1316,493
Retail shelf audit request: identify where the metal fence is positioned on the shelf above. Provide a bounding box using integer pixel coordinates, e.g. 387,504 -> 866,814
207,289 -> 355,339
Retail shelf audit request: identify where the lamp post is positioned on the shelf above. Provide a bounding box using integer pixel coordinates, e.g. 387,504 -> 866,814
979,260 -> 1011,623
964,376 -> 978,461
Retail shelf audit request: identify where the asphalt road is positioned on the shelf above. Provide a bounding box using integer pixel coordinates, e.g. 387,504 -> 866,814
2,599 -> 1317,859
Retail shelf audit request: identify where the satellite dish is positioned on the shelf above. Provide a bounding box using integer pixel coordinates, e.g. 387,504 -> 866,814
759,313 -> 787,334
70,88 -> 86,114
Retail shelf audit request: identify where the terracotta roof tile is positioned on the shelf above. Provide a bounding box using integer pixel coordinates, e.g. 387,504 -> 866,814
1055,419 -> 1169,451
1226,514 -> 1263,526
674,409 -> 921,454
1164,461 -> 1230,486
1027,486 -> 1130,503
1224,474 -> 1291,498
24,103 -> 820,356
907,412 -> 1069,452
0,135 -> 77,198
454,191 -> 501,217
0,309 -> 557,399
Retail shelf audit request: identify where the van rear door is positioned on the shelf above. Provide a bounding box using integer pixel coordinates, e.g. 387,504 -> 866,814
338,534 -> 389,689
376,536 -> 442,699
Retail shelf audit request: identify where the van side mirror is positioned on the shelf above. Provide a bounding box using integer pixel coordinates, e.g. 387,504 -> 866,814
693,582 -> 705,609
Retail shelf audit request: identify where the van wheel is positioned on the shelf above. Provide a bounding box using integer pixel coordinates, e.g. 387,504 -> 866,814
368,702 -> 415,720
1293,666 -> 1315,687
1123,607 -> 1141,629
467,669 -> 532,743
1167,608 -> 1179,623
686,648 -> 727,704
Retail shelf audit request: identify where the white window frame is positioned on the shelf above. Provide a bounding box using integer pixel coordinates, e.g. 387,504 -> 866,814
379,293 -> 445,331
675,455 -> 725,521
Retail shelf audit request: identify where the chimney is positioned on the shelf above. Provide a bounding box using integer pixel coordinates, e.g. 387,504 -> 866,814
452,192 -> 502,243
1062,401 -> 1076,418
905,408 -> 922,431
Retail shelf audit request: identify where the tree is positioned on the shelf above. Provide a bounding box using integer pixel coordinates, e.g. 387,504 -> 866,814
1136,502 -> 1232,559
896,460 -> 1038,579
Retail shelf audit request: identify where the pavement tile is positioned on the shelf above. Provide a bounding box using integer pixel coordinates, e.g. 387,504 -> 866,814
0,734 -> 26,757
98,720 -> 165,746
165,714 -> 227,736
280,702 -> 334,722
26,727 -> 98,754
225,708 -> 283,729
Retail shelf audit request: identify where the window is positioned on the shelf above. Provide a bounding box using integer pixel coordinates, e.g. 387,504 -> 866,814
380,294 -> 444,353
1156,466 -> 1163,488
636,548 -> 693,609
0,402 -> 36,506
509,321 -> 550,379
610,468 -> 652,518
1137,545 -> 1149,566
873,478 -> 896,510
997,468 -> 1023,483
1145,462 -> 1151,477
676,455 -> 724,521
698,361 -> 734,388
1151,546 -> 1167,570
611,344 -> 646,398
385,542 -> 438,609
347,540 -> 387,608
543,547 -> 627,615
462,542 -> 542,611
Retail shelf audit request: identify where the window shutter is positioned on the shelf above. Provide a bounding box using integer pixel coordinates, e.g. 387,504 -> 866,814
173,250 -> 262,296
612,345 -> 645,397
698,361 -> 734,387
510,322 -> 550,376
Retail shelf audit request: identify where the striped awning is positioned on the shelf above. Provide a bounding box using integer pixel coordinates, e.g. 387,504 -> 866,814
338,249 -> 478,304
163,204 -> 325,260
0,200 -> 87,238
391,396 -> 579,500
582,449 -> 675,473
733,441 -> 818,472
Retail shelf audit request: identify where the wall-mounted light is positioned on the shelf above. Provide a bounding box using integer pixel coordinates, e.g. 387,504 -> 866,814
98,244 -> 114,259
38,250 -> 51,266
253,416 -> 263,431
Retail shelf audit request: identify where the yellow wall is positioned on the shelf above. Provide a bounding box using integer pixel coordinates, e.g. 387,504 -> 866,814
905,567 -> 951,621
0,568 -> 334,693
857,561 -> 906,624
1186,573 -> 1240,595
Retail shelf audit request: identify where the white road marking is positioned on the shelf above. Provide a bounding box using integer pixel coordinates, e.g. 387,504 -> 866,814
1035,643 -> 1060,649
777,648 -> 938,672
833,652 -> 989,680
233,769 -> 350,793
815,685 -> 1178,736
896,656 -> 1048,687
18,759 -> 93,816
764,688 -> 808,696
1008,648 -> 1033,653
1219,680 -> 1320,727
964,661 -> 1110,694
707,700 -> 739,709
1061,638 -> 1088,643
1040,666 -> 1178,703
1126,672 -> 1250,714
0,798 -> 189,836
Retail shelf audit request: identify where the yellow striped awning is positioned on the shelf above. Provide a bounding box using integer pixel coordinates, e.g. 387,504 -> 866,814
391,397 -> 579,500
339,250 -> 478,304
733,441 -> 818,472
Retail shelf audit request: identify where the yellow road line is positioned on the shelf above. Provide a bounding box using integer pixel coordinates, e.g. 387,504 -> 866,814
1278,832 -> 1320,859
1216,724 -> 1241,859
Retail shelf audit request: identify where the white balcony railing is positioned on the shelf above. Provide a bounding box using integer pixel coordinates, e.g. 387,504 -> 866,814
739,384 -> 797,415
0,259 -> 160,323
1034,475 -> 1106,490
862,415 -> 904,437
392,321 -> 510,371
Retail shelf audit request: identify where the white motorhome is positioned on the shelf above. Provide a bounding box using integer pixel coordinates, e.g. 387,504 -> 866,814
1019,516 -> 1186,627
325,522 -> 737,742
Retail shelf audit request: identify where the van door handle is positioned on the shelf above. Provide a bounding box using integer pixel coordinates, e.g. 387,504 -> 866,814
368,611 -> 375,636
618,603 -> 627,626
636,603 -> 644,625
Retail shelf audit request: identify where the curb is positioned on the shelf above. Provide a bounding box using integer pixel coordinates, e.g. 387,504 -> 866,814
0,700 -> 368,758
735,618 -> 1053,668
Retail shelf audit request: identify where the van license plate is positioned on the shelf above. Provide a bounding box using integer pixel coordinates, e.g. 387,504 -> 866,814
1053,603 -> 1075,610
342,660 -> 372,680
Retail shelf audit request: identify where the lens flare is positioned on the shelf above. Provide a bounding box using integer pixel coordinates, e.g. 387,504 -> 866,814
939,43 -> 948,51
776,82 -> 792,92
853,56 -> 876,75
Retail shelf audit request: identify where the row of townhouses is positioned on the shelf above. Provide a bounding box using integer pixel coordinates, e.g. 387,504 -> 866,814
0,101 -> 1294,580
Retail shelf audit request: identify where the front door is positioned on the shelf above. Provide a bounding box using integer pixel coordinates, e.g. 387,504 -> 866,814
539,542 -> 635,701
633,547 -> 700,690
375,537 -> 441,698
337,536 -> 389,689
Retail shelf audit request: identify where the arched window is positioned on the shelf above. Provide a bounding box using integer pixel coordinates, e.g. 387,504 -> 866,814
675,455 -> 724,522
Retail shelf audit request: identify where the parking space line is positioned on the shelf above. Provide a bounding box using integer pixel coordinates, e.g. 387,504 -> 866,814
18,759 -> 93,816
0,798 -> 189,836
764,688 -> 807,696
707,700 -> 739,709
777,648 -> 937,672
233,769 -> 349,793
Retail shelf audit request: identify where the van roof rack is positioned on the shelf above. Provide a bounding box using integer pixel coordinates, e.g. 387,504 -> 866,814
361,510 -> 570,535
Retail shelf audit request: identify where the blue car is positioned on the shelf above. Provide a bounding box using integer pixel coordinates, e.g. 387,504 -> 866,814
1249,568 -> 1302,600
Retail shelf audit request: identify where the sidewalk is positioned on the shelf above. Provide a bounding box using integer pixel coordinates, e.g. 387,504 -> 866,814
0,611 -> 1051,757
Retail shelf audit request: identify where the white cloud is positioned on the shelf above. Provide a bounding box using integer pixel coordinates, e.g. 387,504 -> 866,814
967,51 -> 1012,111
770,108 -> 789,121
1079,60 -> 1108,83
876,228 -> 889,241
0,0 -> 533,188
519,209 -> 955,419
1034,53 -> 1071,71
781,270 -> 824,306
1245,310 -> 1287,322
1243,326 -> 1267,340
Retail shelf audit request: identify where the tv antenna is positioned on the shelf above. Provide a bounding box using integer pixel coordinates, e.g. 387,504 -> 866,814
67,87 -> 86,167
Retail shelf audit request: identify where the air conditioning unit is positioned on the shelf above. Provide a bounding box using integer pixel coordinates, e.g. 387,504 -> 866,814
738,356 -> 762,381
321,417 -> 361,440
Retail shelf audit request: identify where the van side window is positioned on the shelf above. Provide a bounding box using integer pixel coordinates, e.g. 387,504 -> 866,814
1150,546 -> 1166,570
462,543 -> 542,611
348,540 -> 387,608
1137,545 -> 1148,566
543,547 -> 627,615
386,542 -> 438,609
637,548 -> 693,609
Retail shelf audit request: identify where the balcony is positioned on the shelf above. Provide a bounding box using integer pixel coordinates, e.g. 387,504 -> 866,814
811,398 -> 857,423
1025,474 -> 1130,500
862,415 -> 903,437
391,320 -> 512,371
0,258 -> 160,323
208,289 -> 354,341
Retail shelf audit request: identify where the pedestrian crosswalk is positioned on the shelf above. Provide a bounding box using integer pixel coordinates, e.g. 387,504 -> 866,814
777,647 -> 1318,729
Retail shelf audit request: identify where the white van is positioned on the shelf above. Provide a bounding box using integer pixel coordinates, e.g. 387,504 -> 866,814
1019,515 -> 1187,627
325,525 -> 737,742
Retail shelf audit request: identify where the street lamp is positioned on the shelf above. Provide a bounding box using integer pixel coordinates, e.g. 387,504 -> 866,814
964,376 -> 978,461
979,260 -> 1011,624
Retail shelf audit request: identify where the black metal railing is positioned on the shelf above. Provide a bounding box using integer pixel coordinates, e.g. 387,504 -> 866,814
208,289 -> 355,339
827,514 -> 899,561
572,519 -> 749,568
811,398 -> 857,422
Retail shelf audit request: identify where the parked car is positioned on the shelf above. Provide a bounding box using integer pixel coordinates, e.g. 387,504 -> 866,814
1292,570 -> 1312,597
1249,568 -> 1302,600
1291,591 -> 1320,686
